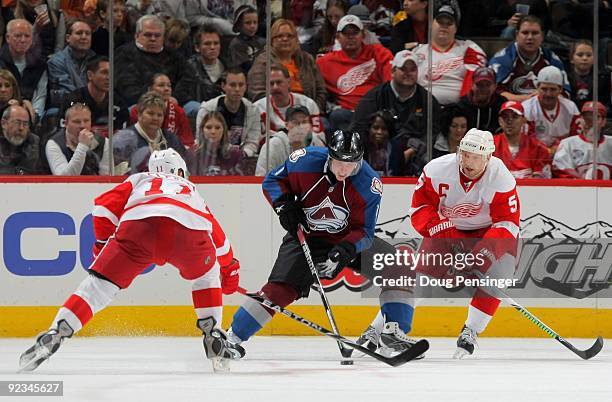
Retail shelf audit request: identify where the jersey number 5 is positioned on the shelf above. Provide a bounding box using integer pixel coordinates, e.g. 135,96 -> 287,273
508,194 -> 518,213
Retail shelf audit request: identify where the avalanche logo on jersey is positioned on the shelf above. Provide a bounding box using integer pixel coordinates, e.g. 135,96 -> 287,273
337,59 -> 376,95
303,196 -> 349,233
289,148 -> 307,162
440,202 -> 483,218
370,177 -> 383,195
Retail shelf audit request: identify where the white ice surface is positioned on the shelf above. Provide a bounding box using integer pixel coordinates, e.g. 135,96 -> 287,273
1,336 -> 611,402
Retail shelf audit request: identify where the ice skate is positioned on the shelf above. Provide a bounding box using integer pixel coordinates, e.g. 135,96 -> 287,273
454,325 -> 478,359
18,319 -> 74,372
379,322 -> 424,359
349,325 -> 380,358
197,317 -> 245,373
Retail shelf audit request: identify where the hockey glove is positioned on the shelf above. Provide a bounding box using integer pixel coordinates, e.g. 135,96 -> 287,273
316,241 -> 356,279
427,219 -> 462,238
221,258 -> 240,295
274,200 -> 307,237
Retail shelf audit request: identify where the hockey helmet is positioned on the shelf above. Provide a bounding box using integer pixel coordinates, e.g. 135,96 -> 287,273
328,130 -> 364,162
148,148 -> 188,178
459,128 -> 495,156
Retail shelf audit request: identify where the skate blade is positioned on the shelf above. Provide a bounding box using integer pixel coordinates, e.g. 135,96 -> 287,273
453,347 -> 472,359
211,357 -> 231,373
18,343 -> 52,373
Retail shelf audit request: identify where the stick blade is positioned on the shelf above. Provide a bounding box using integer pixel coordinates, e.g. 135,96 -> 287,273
577,336 -> 604,360
387,339 -> 430,367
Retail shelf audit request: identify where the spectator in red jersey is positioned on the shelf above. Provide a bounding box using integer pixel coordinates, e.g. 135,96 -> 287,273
489,15 -> 569,103
493,100 -> 550,178
412,4 -> 486,106
316,14 -> 393,133
129,73 -> 194,148
389,0 -> 428,54
456,66 -> 507,134
248,19 -> 327,112
553,101 -> 612,180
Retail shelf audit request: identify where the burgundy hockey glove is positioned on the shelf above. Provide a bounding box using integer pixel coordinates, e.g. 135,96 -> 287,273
274,200 -> 307,238
221,258 -> 240,295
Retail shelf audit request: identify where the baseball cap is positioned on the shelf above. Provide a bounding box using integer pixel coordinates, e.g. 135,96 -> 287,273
435,4 -> 458,23
499,101 -> 524,116
285,105 -> 310,120
337,14 -> 363,32
581,101 -> 607,118
347,4 -> 371,23
473,66 -> 496,84
536,66 -> 564,87
232,5 -> 257,33
391,50 -> 418,68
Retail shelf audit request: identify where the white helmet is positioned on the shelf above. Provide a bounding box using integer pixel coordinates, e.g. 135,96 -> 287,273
459,128 -> 495,156
148,149 -> 188,178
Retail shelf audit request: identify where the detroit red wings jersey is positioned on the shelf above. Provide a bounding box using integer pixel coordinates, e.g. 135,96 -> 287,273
553,134 -> 612,179
413,40 -> 486,105
92,172 -> 233,265
521,96 -> 580,148
316,44 -> 393,111
493,132 -> 551,178
410,154 -> 520,240
254,92 -> 323,135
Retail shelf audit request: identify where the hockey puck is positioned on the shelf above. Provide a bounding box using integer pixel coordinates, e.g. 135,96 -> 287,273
340,360 -> 354,365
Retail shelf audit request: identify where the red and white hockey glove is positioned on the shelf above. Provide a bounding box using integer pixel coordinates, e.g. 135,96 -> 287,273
92,239 -> 107,259
221,258 -> 240,295
427,219 -> 462,238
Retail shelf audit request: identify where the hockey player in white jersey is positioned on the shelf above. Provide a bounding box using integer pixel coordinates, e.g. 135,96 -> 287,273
355,129 -> 521,358
19,149 -> 244,373
410,128 -> 520,358
553,101 -> 612,179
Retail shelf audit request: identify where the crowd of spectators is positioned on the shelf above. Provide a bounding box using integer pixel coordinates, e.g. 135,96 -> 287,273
0,0 -> 610,179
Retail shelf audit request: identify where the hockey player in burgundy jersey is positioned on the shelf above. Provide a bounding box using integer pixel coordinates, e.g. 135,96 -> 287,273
410,128 -> 521,358
19,149 -> 244,373
227,130 -> 422,357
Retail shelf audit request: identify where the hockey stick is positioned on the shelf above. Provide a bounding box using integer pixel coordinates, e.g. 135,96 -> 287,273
473,271 -> 603,360
296,225 -> 353,359
236,286 -> 429,367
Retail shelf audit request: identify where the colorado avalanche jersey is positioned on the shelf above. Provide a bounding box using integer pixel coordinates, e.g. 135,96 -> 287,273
413,40 -> 486,105
92,172 -> 233,265
262,147 -> 383,253
410,154 -> 520,240
316,44 -> 393,111
552,134 -> 612,179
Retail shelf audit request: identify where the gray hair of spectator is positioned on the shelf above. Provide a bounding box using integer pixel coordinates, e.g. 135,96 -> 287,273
198,111 -> 230,158
270,63 -> 290,79
5,18 -> 32,34
86,56 -> 109,74
193,24 -> 222,47
136,91 -> 166,115
2,103 -> 29,122
0,69 -> 22,102
136,15 -> 165,35
65,103 -> 92,122
221,67 -> 247,85
516,15 -> 543,33
570,39 -> 594,59
148,73 -> 170,88
66,19 -> 92,36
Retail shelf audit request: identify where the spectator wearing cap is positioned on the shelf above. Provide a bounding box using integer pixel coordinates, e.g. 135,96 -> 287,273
331,3 -> 380,50
227,5 -> 265,74
317,14 -> 393,133
412,4 -> 486,106
113,15 -> 189,106
389,0 -> 428,54
494,100 -> 551,178
553,102 -> 612,179
456,66 -> 507,134
0,104 -> 40,175
248,19 -> 327,112
255,105 -> 324,176
178,24 -> 226,118
197,68 -> 260,158
253,64 -> 324,142
521,66 -> 580,153
489,15 -> 569,103
351,49 -> 441,157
